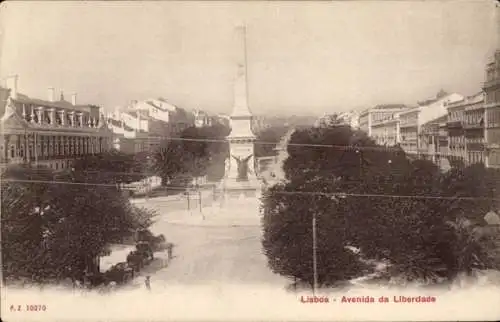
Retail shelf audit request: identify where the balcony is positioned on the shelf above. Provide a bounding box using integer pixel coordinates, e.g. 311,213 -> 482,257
446,120 -> 463,129
463,122 -> 484,130
467,142 -> 485,151
486,143 -> 500,150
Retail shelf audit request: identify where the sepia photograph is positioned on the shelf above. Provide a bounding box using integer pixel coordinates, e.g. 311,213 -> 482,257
0,0 -> 500,321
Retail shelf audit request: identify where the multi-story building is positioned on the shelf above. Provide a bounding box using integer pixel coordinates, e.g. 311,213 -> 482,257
359,104 -> 407,138
371,114 -> 399,146
399,92 -> 464,157
399,108 -> 419,156
438,120 -> 449,167
370,106 -> 409,146
193,109 -> 220,128
0,76 -> 113,171
484,50 -> 500,168
446,97 -> 468,164
107,98 -> 195,154
107,116 -> 149,154
419,115 -> 448,163
462,92 -> 486,165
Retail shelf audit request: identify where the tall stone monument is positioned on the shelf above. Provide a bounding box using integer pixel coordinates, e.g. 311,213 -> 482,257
224,25 -> 260,192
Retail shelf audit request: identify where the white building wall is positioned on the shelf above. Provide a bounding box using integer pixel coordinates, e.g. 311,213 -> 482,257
418,93 -> 464,126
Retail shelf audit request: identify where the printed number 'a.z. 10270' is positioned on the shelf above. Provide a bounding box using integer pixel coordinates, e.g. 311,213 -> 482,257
10,304 -> 47,312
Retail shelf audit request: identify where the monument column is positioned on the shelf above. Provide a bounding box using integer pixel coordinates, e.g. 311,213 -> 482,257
224,25 -> 259,190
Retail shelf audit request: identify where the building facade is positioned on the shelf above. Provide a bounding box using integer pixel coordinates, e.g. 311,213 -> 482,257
359,104 -> 407,139
107,99 -> 195,154
484,50 -> 500,168
358,109 -> 370,135
462,92 -> 486,165
399,93 -> 464,158
370,112 -> 404,147
399,109 -> 420,156
438,120 -> 449,167
0,77 -> 112,171
419,115 -> 448,163
446,98 -> 468,164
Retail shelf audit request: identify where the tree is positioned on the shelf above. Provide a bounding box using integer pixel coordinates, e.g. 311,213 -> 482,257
262,124 -> 500,287
262,125 -> 403,286
254,125 -> 289,158
153,123 -> 230,185
262,182 -> 370,287
153,139 -> 193,187
1,164 -> 55,281
1,164 -> 156,284
72,149 -> 144,184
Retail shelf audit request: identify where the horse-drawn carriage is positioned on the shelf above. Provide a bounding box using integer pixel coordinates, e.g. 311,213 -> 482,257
104,262 -> 135,285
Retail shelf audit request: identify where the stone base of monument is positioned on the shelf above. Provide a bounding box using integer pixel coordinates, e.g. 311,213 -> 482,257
222,178 -> 262,200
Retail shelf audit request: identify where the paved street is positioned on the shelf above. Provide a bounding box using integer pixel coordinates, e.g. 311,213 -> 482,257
132,195 -> 289,287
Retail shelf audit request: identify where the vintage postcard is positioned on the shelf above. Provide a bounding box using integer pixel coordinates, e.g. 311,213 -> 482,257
1,0 -> 500,321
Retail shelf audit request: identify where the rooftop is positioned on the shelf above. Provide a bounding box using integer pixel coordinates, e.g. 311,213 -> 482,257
372,104 -> 408,110
447,91 -> 484,109
7,90 -> 94,113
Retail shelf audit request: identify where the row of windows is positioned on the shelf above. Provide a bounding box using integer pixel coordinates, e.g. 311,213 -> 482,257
2,135 -> 107,160
464,111 -> 484,125
448,110 -> 464,122
487,110 -> 500,127
20,104 -> 98,128
485,89 -> 500,105
466,135 -> 484,142
449,136 -> 466,144
468,152 -> 485,165
372,112 -> 398,123
400,115 -> 418,125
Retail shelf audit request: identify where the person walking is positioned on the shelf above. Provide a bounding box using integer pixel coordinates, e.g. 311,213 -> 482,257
145,276 -> 151,291
167,243 -> 173,261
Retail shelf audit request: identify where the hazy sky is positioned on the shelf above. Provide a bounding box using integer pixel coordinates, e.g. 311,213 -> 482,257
0,1 -> 498,116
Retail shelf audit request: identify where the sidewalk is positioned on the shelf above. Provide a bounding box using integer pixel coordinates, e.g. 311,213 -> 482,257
156,199 -> 262,227
130,187 -> 216,205
130,195 -> 186,204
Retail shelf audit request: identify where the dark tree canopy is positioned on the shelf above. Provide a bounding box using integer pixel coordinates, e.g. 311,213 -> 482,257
262,124 -> 500,287
1,164 -> 156,283
254,125 -> 290,158
71,149 -> 147,184
153,123 -> 230,185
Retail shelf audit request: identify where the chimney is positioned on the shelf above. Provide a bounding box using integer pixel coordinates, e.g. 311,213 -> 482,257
60,91 -> 65,101
71,93 -> 77,106
48,87 -> 55,102
5,75 -> 18,99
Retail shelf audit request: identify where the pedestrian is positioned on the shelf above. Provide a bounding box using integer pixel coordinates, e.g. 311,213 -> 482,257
167,243 -> 173,261
145,276 -> 151,291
